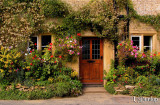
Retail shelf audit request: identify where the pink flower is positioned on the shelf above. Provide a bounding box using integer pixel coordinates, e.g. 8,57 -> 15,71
135,55 -> 137,58
131,52 -> 134,55
66,37 -> 69,39
150,55 -> 153,58
77,52 -> 80,55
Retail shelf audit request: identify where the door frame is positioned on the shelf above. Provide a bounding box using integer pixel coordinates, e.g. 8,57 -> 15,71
79,37 -> 103,84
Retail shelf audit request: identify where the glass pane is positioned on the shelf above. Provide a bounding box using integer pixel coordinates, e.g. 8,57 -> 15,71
42,35 -> 51,46
82,40 -> 90,59
144,36 -> 152,46
30,37 -> 37,49
92,40 -> 100,59
132,36 -> 140,50
144,47 -> 151,52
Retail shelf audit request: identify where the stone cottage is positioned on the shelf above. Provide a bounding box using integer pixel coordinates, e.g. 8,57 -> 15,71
29,0 -> 160,85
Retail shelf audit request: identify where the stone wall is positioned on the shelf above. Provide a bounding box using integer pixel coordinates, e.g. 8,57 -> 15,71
131,0 -> 160,15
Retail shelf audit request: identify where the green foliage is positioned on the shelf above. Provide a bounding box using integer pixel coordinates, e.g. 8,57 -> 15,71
42,0 -> 69,18
70,80 -> 82,96
54,82 -> 70,97
105,83 -> 116,94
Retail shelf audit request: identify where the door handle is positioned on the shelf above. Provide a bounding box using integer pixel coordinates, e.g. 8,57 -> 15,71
87,60 -> 95,63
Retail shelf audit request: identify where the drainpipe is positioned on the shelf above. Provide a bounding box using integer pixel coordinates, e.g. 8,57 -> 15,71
126,1 -> 130,39
113,0 -> 118,68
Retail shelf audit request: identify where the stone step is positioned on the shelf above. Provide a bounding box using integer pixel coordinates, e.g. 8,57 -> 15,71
83,87 -> 106,93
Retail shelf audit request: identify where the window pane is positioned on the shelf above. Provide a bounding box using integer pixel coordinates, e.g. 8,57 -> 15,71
144,47 -> 151,52
92,39 -> 100,59
82,40 -> 90,59
29,37 -> 37,49
144,36 -> 152,52
132,36 -> 140,49
144,36 -> 151,46
42,35 -> 51,46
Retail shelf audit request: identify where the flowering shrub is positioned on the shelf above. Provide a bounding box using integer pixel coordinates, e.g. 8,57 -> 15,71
0,46 -> 22,81
55,36 -> 82,62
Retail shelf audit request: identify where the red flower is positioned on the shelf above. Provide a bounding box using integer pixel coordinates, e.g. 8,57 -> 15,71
32,57 -> 35,59
54,61 -> 57,63
51,55 -> 53,58
30,63 -> 33,66
77,33 -> 81,36
113,79 -> 116,82
34,55 -> 36,57
34,43 -> 37,46
71,36 -> 73,38
100,80 -> 103,82
48,48 -> 51,51
49,43 -> 53,46
141,68 -> 143,69
153,69 -> 155,71
60,71 -> 61,72
30,50 -> 32,53
119,43 -> 122,46
28,69 -> 30,71
153,54 -> 156,56
49,46 -> 52,49
59,56 -> 62,58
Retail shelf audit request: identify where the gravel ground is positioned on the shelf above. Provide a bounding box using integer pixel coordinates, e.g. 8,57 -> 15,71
0,93 -> 159,105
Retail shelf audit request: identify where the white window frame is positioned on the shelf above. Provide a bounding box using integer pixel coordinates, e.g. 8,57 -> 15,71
131,35 -> 142,51
143,36 -> 152,52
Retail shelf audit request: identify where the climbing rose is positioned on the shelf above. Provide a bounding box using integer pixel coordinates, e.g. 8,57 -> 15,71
34,43 -> 37,45
30,63 -> 33,66
49,43 -> 53,46
77,33 -> 81,36
51,55 -> 53,58
59,56 -> 62,58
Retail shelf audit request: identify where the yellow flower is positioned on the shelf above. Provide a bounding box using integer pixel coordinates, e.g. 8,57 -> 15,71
37,79 -> 40,81
8,70 -> 12,73
0,69 -> 4,73
26,66 -> 30,69
71,71 -> 78,77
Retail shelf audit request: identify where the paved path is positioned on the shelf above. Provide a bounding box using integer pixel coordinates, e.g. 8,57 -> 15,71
0,92 -> 159,105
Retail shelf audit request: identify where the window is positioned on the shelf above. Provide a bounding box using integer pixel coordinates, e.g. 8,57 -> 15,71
41,35 -> 51,51
131,36 -> 141,51
131,35 -> 152,52
27,36 -> 38,53
144,36 -> 152,52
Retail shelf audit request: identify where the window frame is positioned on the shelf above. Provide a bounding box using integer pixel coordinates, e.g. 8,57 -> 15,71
131,35 -> 142,51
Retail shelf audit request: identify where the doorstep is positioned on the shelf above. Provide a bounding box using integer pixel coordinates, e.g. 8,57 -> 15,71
82,86 -> 106,93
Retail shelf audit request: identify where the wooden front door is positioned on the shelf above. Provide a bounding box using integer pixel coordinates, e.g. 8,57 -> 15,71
80,38 -> 103,84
